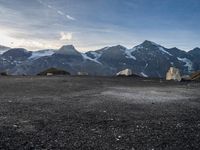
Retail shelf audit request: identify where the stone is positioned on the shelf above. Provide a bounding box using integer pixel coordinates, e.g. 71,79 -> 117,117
166,67 -> 181,81
117,69 -> 132,76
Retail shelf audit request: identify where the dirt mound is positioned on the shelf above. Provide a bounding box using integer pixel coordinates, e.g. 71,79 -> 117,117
37,68 -> 70,76
0,72 -> 8,76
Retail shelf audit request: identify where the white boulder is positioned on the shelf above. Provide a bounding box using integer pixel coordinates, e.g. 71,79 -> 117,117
166,67 -> 181,81
117,69 -> 133,76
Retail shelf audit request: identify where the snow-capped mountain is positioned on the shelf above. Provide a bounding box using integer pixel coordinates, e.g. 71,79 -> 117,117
84,40 -> 197,77
0,40 -> 199,77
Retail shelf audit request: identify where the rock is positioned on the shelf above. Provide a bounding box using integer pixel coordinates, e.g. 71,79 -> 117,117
117,69 -> 133,76
166,67 -> 181,81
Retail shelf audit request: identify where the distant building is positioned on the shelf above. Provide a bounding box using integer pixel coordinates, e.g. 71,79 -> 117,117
47,73 -> 53,76
166,67 -> 181,81
77,72 -> 89,76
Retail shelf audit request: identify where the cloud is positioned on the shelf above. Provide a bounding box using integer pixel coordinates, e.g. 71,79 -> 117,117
66,15 -> 76,21
57,10 -> 64,16
47,5 -> 52,9
56,11 -> 75,20
60,32 -> 73,41
38,0 -> 76,21
0,30 -> 57,50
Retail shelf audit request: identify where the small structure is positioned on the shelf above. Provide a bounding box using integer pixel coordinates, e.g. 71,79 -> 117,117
166,67 -> 181,81
47,73 -> 53,76
77,72 -> 89,76
116,69 -> 133,76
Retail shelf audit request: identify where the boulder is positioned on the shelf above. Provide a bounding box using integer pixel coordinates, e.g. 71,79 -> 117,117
166,67 -> 181,81
117,69 -> 133,76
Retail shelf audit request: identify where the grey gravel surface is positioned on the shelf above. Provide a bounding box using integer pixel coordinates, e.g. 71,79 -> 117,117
0,76 -> 200,150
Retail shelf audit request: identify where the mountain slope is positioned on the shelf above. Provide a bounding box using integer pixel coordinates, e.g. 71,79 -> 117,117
0,45 -> 11,54
188,47 -> 200,71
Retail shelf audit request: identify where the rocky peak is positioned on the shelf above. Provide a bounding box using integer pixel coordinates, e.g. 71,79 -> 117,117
141,40 -> 159,47
55,45 -> 81,56
189,47 -> 200,54
2,48 -> 32,61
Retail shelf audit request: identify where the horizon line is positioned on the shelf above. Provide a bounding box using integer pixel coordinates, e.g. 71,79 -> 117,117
0,40 -> 199,53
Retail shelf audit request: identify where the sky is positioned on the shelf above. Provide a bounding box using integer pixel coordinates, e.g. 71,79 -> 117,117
0,0 -> 200,52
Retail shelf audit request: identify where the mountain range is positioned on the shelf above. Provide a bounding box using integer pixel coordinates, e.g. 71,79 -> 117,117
0,40 -> 200,78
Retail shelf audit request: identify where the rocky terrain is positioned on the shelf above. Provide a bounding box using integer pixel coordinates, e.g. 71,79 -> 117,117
0,40 -> 200,77
0,76 -> 200,149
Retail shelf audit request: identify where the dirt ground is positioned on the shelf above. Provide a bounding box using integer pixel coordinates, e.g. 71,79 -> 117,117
0,76 -> 200,150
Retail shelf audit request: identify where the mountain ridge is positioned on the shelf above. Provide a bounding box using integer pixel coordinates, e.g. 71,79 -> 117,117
0,40 -> 200,77
0,40 -> 197,54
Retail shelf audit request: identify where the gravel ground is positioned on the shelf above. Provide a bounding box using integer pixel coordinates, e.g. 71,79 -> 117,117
0,76 -> 200,150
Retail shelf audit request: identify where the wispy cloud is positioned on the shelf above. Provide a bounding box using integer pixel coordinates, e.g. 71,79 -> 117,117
57,10 -> 64,16
0,0 -> 199,51
37,0 -> 76,21
56,10 -> 75,21
66,15 -> 75,21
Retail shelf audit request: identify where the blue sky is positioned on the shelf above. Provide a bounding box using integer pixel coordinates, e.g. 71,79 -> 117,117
0,0 -> 199,51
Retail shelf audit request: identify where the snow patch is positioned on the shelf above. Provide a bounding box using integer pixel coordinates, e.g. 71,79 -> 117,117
81,53 -> 102,64
158,47 -> 172,56
29,50 -> 55,59
177,57 -> 193,71
144,63 -> 148,69
124,48 -> 136,60
141,72 -> 148,77
135,45 -> 144,49
0,50 -> 8,55
90,51 -> 102,59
